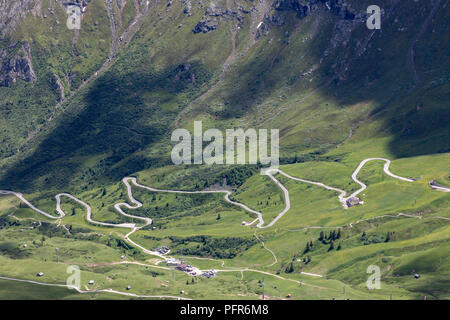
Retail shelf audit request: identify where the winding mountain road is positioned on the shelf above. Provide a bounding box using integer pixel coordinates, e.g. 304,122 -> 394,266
254,158 -> 420,227
1,158 -> 447,234
347,157 -> 415,199
1,157 -> 448,295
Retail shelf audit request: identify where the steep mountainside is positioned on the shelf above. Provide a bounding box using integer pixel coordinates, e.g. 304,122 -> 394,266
0,0 -> 448,191
0,0 -> 449,300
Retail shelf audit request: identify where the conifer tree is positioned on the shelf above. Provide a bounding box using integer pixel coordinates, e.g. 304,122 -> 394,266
328,241 -> 334,252
286,262 -> 294,273
319,231 -> 324,241
385,232 -> 391,242
304,242 -> 310,254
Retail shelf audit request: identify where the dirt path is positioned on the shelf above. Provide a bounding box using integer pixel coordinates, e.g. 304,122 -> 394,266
254,230 -> 278,267
0,276 -> 189,300
280,212 -> 450,233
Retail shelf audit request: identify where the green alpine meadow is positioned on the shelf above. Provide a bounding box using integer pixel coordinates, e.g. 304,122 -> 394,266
0,0 -> 448,302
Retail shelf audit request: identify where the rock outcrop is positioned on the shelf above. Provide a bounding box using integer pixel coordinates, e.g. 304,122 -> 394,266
0,0 -> 41,37
192,0 -> 247,34
181,0 -> 192,15
257,0 -> 363,40
50,73 -> 66,102
273,0 -> 355,20
0,41 -> 36,87
193,19 -> 219,33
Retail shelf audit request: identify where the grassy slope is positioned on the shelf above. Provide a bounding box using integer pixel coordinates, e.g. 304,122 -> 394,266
0,0 -> 448,299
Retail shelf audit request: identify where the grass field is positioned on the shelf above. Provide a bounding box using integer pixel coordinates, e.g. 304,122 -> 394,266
0,151 -> 448,299
0,0 -> 449,300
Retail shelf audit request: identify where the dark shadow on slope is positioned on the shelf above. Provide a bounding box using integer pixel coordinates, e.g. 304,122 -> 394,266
1,0 -> 449,193
0,62 -> 211,192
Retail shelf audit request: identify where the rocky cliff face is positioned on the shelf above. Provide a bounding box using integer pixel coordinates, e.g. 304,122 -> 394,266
190,0 -> 359,34
0,0 -> 92,36
0,41 -> 36,87
255,0 -> 363,44
0,0 -> 41,37
193,0 -> 246,34
273,0 -> 356,20
0,0 -> 95,87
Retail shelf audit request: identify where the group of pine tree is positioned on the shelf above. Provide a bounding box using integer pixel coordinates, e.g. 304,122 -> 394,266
316,229 -> 343,252
285,229 -> 344,273
361,231 -> 393,244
